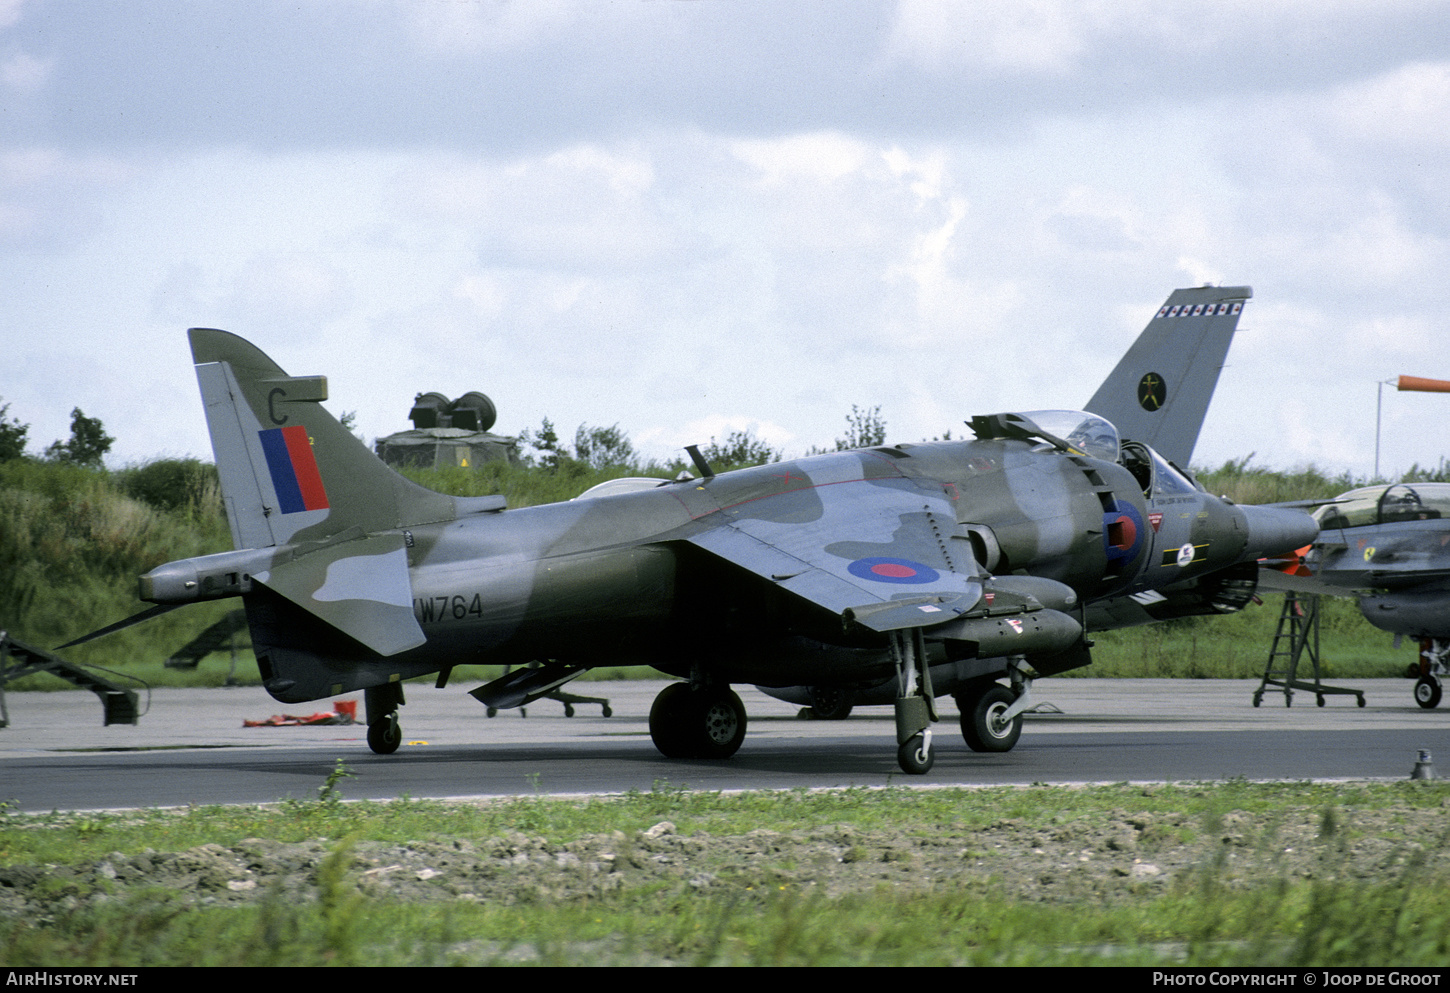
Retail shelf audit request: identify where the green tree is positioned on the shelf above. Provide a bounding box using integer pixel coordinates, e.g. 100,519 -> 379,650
1401,459 -> 1450,483
836,404 -> 885,450
118,458 -> 219,513
45,407 -> 115,468
808,405 -> 889,456
0,399 -> 29,462
523,417 -> 571,473
573,423 -> 636,471
702,429 -> 780,470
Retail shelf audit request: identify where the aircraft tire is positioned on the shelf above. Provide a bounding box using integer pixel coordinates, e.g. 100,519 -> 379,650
1414,675 -> 1442,710
807,685 -> 854,721
960,685 -> 1022,753
367,716 -> 402,755
649,683 -> 695,758
649,683 -> 747,759
897,733 -> 934,775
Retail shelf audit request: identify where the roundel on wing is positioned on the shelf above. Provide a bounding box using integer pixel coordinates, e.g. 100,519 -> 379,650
847,556 -> 941,585
1137,372 -> 1167,412
1103,500 -> 1145,563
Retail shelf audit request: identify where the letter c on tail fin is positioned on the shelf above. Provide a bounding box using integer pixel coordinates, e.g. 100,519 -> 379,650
189,328 -> 456,550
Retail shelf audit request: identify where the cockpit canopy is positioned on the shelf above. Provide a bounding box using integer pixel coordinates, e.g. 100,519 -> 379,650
991,409 -> 1197,497
1315,482 -> 1450,530
1016,410 -> 1121,463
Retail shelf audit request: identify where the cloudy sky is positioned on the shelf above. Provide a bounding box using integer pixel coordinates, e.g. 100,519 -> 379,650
4,0 -> 1448,481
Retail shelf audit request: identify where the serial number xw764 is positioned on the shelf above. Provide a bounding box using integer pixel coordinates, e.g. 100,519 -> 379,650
414,594 -> 484,623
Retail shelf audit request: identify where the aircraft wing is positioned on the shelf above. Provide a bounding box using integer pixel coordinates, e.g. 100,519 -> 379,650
674,453 -> 983,633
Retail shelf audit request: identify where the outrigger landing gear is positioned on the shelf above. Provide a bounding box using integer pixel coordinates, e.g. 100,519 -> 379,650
365,682 -> 405,755
649,680 -> 748,759
891,629 -> 937,775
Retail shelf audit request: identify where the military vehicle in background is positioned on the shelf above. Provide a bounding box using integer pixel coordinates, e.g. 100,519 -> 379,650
374,391 -> 520,470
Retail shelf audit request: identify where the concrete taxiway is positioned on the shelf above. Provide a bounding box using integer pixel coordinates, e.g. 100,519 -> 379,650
0,678 -> 1444,812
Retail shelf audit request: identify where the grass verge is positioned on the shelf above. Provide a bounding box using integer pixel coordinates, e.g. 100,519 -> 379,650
2,780 -> 1448,966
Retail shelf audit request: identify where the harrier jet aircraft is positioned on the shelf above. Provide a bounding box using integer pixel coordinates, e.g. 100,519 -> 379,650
73,285 -> 1316,773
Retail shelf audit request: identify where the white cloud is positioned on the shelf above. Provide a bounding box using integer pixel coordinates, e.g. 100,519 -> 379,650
1322,61 -> 1450,152
1175,257 -> 1225,288
397,147 -> 679,272
2,48 -> 50,92
452,273 -> 509,320
884,0 -> 1164,76
402,0 -> 586,54
883,193 -> 1026,345
1043,186 -> 1144,254
231,255 -> 355,324
6,2 -> 1450,481
544,144 -> 655,195
0,148 -> 138,245
730,133 -> 870,186
882,145 -> 948,203
636,415 -> 795,462
0,0 -> 27,30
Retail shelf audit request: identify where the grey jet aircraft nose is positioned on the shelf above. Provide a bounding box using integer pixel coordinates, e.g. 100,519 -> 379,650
1237,504 -> 1320,562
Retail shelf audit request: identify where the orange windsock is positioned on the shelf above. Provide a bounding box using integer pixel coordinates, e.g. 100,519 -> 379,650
1397,375 -> 1450,393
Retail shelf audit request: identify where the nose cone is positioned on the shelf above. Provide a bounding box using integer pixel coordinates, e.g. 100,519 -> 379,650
1239,504 -> 1320,561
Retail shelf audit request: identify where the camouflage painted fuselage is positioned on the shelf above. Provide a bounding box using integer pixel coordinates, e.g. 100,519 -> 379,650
233,437 -> 1262,702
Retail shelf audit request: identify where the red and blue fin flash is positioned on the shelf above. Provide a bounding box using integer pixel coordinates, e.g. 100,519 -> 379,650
259,426 -> 329,514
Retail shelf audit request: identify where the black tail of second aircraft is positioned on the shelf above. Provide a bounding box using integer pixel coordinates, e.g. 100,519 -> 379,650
1084,285 -> 1251,467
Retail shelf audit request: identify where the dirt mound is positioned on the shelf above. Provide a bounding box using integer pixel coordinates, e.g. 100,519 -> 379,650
4,799 -> 1447,918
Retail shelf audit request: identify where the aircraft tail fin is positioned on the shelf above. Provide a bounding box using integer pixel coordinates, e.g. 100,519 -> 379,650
189,328 -> 457,550
1084,285 -> 1251,466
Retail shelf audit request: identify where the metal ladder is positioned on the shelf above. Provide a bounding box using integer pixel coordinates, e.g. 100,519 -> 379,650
1253,593 -> 1364,708
0,630 -> 140,727
164,609 -> 247,685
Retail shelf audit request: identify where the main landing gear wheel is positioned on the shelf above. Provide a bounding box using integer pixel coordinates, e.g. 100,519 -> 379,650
960,685 -> 1023,753
1414,675 -> 1443,710
807,685 -> 855,721
367,714 -> 402,754
649,683 -> 748,759
897,732 -> 934,775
